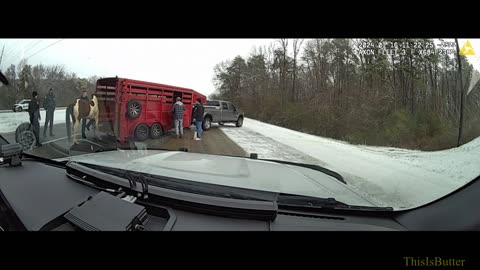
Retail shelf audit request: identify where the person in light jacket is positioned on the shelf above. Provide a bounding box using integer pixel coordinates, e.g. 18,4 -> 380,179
172,97 -> 185,138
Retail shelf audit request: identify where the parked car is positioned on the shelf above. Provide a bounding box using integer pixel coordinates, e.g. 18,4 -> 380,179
202,100 -> 244,130
12,99 -> 30,112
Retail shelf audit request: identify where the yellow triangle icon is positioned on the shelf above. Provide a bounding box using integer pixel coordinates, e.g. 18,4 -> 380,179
460,40 -> 475,56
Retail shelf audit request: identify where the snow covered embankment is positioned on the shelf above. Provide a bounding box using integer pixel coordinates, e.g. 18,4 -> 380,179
221,118 -> 480,209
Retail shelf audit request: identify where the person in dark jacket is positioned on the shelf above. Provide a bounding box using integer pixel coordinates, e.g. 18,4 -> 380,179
192,98 -> 204,140
43,88 -> 56,137
172,97 -> 185,138
28,91 -> 42,147
79,90 -> 89,139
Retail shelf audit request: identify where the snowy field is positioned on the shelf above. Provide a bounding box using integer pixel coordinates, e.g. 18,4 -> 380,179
221,118 -> 480,209
0,109 -> 67,133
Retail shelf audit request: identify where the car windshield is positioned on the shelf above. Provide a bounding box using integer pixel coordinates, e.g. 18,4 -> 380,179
1,38 -> 480,210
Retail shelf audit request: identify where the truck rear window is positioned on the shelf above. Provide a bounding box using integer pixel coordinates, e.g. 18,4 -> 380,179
206,101 -> 220,106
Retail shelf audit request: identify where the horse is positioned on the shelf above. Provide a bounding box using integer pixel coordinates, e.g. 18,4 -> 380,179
66,95 -> 99,144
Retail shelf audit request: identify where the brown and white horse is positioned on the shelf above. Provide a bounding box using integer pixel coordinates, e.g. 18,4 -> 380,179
66,95 -> 99,144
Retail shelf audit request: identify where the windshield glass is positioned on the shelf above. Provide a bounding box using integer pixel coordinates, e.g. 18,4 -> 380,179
1,38 -> 479,210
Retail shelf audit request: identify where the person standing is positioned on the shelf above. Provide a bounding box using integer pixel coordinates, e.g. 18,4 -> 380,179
28,91 -> 42,147
43,88 -> 56,137
192,98 -> 204,141
172,97 -> 185,138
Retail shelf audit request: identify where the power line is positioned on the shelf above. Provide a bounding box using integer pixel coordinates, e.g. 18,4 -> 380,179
25,39 -> 63,60
4,40 -> 35,65
2,40 -> 21,59
23,40 -> 40,52
4,40 -> 43,66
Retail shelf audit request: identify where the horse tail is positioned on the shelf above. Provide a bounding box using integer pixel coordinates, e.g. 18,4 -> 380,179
66,103 -> 74,139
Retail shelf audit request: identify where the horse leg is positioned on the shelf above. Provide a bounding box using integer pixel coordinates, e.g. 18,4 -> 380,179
73,118 -> 80,144
95,112 -> 99,139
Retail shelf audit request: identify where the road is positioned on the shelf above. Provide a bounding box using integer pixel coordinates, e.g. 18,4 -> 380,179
2,122 -> 246,159
0,107 -> 67,113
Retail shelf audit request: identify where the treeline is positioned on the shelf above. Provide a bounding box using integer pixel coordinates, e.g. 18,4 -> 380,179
211,39 -> 480,150
0,60 -> 99,109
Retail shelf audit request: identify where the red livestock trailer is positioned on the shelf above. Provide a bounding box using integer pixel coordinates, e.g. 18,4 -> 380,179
95,77 -> 206,144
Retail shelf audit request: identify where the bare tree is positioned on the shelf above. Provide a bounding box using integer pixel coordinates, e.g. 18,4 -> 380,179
292,39 -> 304,102
279,39 -> 289,104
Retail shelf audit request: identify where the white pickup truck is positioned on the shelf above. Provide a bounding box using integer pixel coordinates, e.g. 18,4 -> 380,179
12,99 -> 30,112
202,100 -> 244,130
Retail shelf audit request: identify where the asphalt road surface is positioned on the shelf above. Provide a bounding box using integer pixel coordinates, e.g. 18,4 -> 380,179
2,122 -> 246,159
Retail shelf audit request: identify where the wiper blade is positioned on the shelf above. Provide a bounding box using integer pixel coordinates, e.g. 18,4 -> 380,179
80,162 -> 275,201
259,158 -> 346,184
21,152 -> 68,168
66,161 -> 278,221
277,194 -> 393,211
123,171 -> 149,199
89,144 -> 188,153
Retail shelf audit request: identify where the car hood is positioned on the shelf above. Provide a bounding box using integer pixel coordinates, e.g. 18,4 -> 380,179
63,150 -> 377,207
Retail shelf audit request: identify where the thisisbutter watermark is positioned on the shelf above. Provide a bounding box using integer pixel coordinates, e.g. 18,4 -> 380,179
404,257 -> 466,267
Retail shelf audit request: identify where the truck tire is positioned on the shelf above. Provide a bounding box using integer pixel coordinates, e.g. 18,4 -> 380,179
236,116 -> 243,127
202,117 -> 212,131
150,123 -> 163,139
134,123 -> 149,141
126,100 -> 142,119
17,107 -> 22,112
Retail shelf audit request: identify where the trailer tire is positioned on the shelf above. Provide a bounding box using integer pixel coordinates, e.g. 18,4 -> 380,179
15,122 -> 37,151
126,100 -> 142,119
134,123 -> 149,141
150,123 -> 163,139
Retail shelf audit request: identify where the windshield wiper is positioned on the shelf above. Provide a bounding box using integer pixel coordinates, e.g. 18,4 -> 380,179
77,162 -> 276,201
277,194 -> 393,211
0,70 -> 9,85
66,161 -> 278,221
76,143 -> 189,153
124,171 -> 149,199
258,158 -> 346,184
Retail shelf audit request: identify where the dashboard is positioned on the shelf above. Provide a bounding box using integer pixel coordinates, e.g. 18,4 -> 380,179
0,160 -> 408,231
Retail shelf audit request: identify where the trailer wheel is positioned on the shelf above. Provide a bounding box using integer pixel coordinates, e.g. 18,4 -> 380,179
15,122 -> 36,151
126,100 -> 142,119
150,123 -> 163,139
202,117 -> 211,131
134,123 -> 149,141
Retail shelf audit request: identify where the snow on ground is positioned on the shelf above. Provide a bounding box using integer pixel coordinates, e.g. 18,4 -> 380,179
0,109 -> 67,133
221,118 -> 480,209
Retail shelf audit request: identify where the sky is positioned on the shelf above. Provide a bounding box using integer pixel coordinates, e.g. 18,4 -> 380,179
0,38 -> 479,97
0,39 -> 275,96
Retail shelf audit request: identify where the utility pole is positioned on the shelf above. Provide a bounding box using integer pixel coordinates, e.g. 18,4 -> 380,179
455,38 -> 465,147
0,45 -> 5,68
